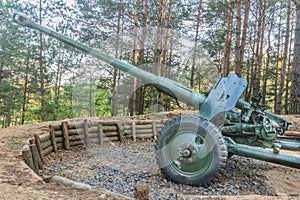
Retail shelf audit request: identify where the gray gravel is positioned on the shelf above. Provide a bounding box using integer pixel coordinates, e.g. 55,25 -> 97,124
41,140 -> 277,199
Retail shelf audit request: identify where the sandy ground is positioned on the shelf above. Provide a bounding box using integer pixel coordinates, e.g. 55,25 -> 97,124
0,115 -> 299,199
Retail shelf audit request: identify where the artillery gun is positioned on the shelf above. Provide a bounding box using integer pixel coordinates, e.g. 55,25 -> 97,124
13,13 -> 300,186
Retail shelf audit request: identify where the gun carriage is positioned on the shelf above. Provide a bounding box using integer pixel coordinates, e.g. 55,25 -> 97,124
13,13 -> 300,186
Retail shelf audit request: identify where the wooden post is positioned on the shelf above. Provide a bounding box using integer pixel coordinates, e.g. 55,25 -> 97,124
116,122 -> 124,143
83,119 -> 90,146
98,122 -> 104,145
49,125 -> 58,153
29,139 -> 44,170
29,140 -> 39,173
134,182 -> 149,200
34,134 -> 46,164
22,148 -> 35,171
132,121 -> 136,142
62,121 -> 70,150
152,121 -> 157,140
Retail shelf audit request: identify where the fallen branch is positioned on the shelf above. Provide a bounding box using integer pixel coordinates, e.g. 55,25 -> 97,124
52,175 -> 134,199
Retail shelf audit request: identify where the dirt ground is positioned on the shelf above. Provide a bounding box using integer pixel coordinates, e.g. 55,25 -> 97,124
0,115 -> 300,200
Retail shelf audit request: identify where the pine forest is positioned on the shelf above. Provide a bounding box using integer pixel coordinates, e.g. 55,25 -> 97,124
1,0 -> 300,127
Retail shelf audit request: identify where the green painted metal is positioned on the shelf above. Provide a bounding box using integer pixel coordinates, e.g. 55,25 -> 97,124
276,136 -> 300,151
225,137 -> 300,169
14,13 -> 300,173
13,13 -> 206,108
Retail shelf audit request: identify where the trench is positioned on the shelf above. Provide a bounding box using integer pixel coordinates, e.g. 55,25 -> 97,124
21,112 -> 286,199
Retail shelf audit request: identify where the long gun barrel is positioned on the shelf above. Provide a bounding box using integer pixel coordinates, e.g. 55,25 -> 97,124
13,13 -> 206,109
14,13 -> 300,187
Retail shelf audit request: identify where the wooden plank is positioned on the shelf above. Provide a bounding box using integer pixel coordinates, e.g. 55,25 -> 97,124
88,131 -> 118,138
41,139 -> 52,150
123,124 -> 163,130
34,134 -> 46,164
136,133 -> 154,139
62,121 -> 70,150
55,137 -> 63,143
57,143 -> 64,149
88,126 -> 118,133
68,129 -> 83,135
55,130 -> 63,137
124,129 -> 153,135
43,145 -> 54,156
68,122 -> 84,129
40,134 -> 50,143
90,120 -> 120,126
51,124 -> 62,131
90,137 -> 119,143
49,125 -> 58,153
126,119 -> 164,125
70,140 -> 84,147
69,134 -> 81,141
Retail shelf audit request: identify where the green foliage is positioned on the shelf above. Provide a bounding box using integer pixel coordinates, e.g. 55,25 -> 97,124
0,0 -> 299,127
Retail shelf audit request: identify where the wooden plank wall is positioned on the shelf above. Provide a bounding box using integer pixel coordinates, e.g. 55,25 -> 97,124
22,118 -> 168,173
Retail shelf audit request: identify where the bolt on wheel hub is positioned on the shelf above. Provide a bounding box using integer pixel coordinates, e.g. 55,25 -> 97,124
178,143 -> 198,164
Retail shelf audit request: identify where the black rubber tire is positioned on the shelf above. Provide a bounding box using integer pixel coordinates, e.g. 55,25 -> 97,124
155,115 -> 228,186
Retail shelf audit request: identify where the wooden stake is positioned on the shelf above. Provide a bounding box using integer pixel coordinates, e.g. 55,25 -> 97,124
22,148 -> 35,171
116,122 -> 124,143
132,121 -> 136,142
34,134 -> 46,164
98,123 -> 104,145
50,125 -> 58,154
134,182 -> 149,200
29,143 -> 39,173
29,139 -> 44,170
152,121 -> 157,140
83,119 -> 90,146
62,121 -> 70,150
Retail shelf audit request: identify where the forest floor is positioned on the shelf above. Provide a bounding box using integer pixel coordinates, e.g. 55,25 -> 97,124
0,114 -> 299,199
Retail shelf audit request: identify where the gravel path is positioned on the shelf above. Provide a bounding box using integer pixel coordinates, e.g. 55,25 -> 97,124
41,140 -> 277,199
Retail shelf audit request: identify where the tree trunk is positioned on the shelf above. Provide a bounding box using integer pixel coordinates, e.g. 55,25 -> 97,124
191,0 -> 202,86
239,0 -> 250,75
155,0 -> 167,75
262,3 -> 275,106
223,0 -> 232,77
112,8 -> 122,116
39,0 -> 45,121
162,0 -> 173,77
162,0 -> 173,111
137,0 -> 149,114
276,0 -> 292,114
290,0 -> 300,114
130,0 -> 140,116
234,0 -> 242,77
252,0 -> 265,97
274,2 -> 283,112
285,23 -> 293,114
21,55 -> 29,124
54,51 -> 63,120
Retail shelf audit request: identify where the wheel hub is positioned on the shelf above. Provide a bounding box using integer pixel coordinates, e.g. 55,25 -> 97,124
178,143 -> 198,163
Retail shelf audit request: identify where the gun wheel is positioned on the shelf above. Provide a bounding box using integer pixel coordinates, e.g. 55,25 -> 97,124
155,115 -> 228,186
